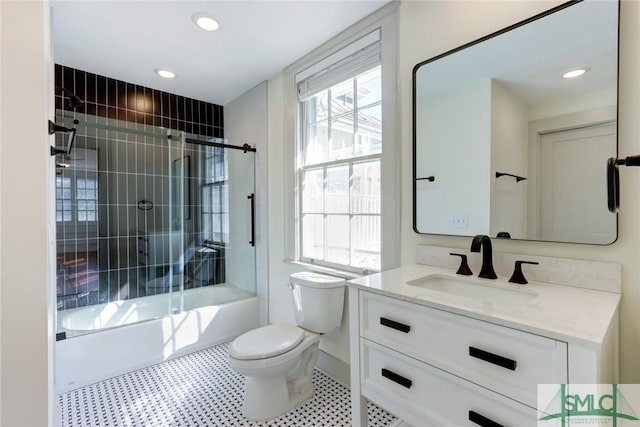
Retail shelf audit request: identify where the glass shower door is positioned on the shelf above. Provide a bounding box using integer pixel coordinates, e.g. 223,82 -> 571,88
176,139 -> 256,310
54,113 -> 256,336
55,116 -> 181,333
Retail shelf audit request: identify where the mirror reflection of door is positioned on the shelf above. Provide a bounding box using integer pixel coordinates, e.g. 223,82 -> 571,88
539,123 -> 616,244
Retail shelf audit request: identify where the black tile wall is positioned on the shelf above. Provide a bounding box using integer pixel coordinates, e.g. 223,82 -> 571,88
54,64 -> 224,138
54,64 -> 226,311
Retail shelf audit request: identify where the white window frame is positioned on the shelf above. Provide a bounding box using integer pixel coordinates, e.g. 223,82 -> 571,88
282,3 -> 399,275
297,65 -> 383,273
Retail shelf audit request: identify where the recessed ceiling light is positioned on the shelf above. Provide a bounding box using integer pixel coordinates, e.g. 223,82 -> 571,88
192,13 -> 219,32
562,69 -> 587,79
155,68 -> 176,79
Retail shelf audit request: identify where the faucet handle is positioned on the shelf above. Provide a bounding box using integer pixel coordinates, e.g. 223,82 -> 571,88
509,260 -> 539,285
450,253 -> 473,276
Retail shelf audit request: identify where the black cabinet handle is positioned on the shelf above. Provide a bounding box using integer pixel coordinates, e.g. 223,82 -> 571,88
469,346 -> 517,371
381,368 -> 412,389
380,317 -> 411,333
469,411 -> 504,427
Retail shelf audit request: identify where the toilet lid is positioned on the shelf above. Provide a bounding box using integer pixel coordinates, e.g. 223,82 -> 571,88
229,324 -> 305,360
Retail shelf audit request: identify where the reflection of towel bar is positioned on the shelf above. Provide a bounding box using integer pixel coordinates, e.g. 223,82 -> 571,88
496,172 -> 526,182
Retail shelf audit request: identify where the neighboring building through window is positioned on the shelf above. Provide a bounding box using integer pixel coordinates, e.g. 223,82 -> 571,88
298,40 -> 382,273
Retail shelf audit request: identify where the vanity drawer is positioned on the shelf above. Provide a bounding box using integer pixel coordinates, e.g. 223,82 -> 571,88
361,339 -> 538,427
360,292 -> 567,408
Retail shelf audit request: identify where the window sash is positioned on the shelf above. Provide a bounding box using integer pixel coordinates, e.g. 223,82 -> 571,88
298,154 -> 381,273
55,176 -> 98,223
202,181 -> 228,245
298,59 -> 382,273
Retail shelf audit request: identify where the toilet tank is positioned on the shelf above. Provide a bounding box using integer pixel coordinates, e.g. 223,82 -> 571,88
289,272 -> 346,333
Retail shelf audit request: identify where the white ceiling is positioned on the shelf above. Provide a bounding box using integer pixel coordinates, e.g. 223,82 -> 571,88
52,0 -> 388,106
415,0 -> 618,108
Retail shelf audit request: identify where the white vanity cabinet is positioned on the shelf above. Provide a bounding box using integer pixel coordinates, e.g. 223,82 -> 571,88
348,281 -> 619,427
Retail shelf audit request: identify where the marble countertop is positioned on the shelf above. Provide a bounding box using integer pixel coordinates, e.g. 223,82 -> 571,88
348,264 -> 620,349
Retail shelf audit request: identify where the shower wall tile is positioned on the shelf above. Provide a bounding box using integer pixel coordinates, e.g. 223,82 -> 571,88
54,65 -> 227,311
55,64 -> 224,138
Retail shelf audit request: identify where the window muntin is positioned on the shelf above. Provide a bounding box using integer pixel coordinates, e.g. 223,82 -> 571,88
299,65 -> 381,272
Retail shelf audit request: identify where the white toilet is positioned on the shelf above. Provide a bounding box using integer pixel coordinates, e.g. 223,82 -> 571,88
228,271 -> 346,421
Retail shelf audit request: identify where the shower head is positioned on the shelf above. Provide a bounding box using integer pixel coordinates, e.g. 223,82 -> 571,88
56,86 -> 84,110
48,120 -> 73,135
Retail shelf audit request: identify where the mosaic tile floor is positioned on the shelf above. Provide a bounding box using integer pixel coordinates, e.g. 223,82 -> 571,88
59,342 -> 397,426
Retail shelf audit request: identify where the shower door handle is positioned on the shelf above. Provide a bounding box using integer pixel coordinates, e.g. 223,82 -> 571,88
248,193 -> 255,247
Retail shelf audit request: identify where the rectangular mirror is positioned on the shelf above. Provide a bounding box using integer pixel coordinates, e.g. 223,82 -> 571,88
413,0 -> 619,244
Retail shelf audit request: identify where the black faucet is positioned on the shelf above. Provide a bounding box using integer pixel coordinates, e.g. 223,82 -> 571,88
470,235 -> 497,279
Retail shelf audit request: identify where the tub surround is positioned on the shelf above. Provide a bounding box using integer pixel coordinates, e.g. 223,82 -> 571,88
347,246 -> 620,426
57,284 -> 251,338
56,291 -> 258,394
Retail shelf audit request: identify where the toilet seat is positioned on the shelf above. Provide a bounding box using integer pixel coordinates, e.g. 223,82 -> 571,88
229,324 -> 304,360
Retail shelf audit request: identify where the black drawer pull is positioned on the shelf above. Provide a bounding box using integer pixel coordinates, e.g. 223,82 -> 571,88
381,368 -> 412,389
380,317 -> 411,333
469,346 -> 517,371
469,410 -> 504,427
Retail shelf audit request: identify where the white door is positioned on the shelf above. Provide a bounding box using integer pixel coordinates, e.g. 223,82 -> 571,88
539,123 -> 616,244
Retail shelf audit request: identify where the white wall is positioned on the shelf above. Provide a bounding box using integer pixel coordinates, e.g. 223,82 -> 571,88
528,87 -> 618,122
490,80 -> 528,238
0,1 -> 55,426
400,0 -> 640,382
225,82 -> 269,324
416,80 -> 491,235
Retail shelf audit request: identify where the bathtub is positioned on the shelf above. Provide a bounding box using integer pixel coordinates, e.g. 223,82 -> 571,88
56,284 -> 258,393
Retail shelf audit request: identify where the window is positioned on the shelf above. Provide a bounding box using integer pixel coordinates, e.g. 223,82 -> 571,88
56,176 -> 72,222
202,146 -> 229,244
298,45 -> 382,273
76,177 -> 98,222
56,175 -> 98,223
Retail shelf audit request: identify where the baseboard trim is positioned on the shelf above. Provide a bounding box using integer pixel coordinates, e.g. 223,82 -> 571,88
316,350 -> 350,388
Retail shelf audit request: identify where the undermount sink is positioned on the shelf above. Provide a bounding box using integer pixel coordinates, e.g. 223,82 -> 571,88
406,274 -> 538,305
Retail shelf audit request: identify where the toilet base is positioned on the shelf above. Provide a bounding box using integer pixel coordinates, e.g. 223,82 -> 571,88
242,376 -> 314,421
232,333 -> 320,421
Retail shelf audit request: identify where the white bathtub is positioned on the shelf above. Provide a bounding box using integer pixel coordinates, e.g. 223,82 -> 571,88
56,284 -> 258,393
